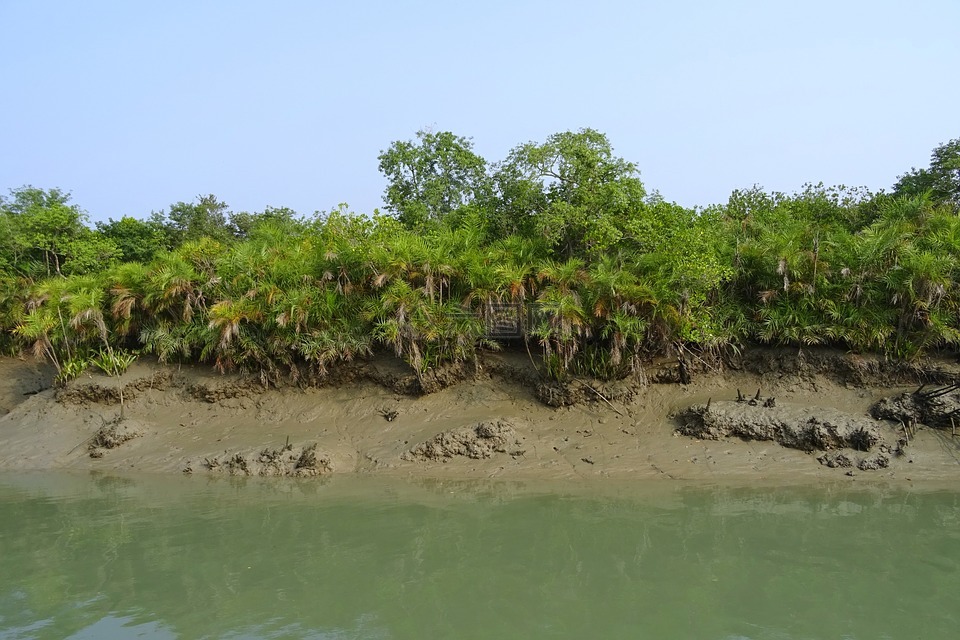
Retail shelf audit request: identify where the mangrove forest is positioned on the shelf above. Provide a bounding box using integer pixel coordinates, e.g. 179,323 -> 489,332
2,130 -> 959,387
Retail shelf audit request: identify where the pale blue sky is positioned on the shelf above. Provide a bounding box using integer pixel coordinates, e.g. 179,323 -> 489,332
2,0 -> 957,221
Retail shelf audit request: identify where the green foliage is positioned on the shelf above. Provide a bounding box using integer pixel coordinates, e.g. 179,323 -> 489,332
725,178 -> 960,357
494,129 -> 647,258
893,138 -> 960,210
90,348 -> 137,377
228,206 -> 305,240
56,356 -> 90,386
96,216 -> 170,263
0,186 -> 119,278
378,130 -> 490,229
4,134 -> 960,387
160,194 -> 234,246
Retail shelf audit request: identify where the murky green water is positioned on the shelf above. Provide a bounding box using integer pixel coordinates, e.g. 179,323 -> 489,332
1,473 -> 958,639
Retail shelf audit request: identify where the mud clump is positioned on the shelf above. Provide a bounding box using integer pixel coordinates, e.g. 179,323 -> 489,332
871,385 -> 960,430
856,453 -> 890,471
817,451 -> 854,468
205,452 -> 250,474
417,362 -> 473,394
675,400 -> 884,453
404,420 -> 524,461
56,372 -> 175,406
482,358 -> 540,388
333,360 -> 474,396
201,442 -> 330,476
292,444 -> 327,476
817,450 -> 890,471
536,380 -> 637,408
187,379 -> 264,403
125,371 -> 174,392
58,384 -> 125,406
734,348 -> 954,387
88,419 -> 144,457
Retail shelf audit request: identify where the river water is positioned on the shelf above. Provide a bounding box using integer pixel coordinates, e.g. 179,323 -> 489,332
1,472 -> 957,639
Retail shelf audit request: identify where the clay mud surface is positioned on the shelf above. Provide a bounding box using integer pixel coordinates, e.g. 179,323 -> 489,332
199,442 -> 330,477
0,348 -> 958,485
402,419 -> 525,461
88,418 -> 145,458
871,384 -> 960,430
673,397 -> 900,473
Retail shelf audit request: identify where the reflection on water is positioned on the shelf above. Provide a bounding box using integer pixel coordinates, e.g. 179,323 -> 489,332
1,472 -> 958,639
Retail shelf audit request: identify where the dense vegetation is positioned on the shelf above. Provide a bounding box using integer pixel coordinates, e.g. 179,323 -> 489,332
2,131 -> 958,386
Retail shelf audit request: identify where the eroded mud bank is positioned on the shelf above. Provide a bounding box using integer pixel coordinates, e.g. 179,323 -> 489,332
1,348 -> 958,484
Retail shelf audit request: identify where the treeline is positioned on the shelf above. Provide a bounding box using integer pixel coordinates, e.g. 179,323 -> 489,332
1,130 -> 958,385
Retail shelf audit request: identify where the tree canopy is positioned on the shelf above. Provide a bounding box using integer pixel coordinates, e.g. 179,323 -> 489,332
378,130 -> 490,229
2,133 -> 959,385
893,137 -> 960,210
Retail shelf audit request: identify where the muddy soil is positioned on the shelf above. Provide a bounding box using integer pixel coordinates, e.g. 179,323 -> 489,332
403,420 -> 525,461
0,358 -> 54,415
871,384 -> 960,430
0,346 -> 958,484
733,348 -> 957,387
88,418 -> 145,457
199,442 -> 330,477
672,396 -> 907,473
55,371 -> 175,406
674,399 -> 885,452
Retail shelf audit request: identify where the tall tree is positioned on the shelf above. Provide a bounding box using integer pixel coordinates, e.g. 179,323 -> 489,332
893,138 -> 960,210
494,129 -> 646,259
378,130 -> 490,229
161,194 -> 233,246
96,216 -> 171,263
228,206 -> 304,240
0,186 -> 118,277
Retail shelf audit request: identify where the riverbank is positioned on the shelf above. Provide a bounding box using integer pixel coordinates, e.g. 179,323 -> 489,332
1,348 -> 958,485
